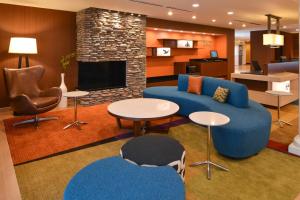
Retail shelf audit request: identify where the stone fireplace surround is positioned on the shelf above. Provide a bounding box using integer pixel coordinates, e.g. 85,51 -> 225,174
76,7 -> 146,105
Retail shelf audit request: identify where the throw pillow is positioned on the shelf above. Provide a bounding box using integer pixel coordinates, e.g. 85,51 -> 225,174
187,76 -> 203,95
213,86 -> 230,103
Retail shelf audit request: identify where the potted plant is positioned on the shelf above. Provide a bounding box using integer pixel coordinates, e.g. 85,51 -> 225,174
58,52 -> 75,108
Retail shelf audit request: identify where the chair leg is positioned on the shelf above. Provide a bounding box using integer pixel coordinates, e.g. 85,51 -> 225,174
13,115 -> 58,127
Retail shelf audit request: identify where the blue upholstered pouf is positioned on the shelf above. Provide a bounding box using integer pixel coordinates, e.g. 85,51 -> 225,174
64,156 -> 185,200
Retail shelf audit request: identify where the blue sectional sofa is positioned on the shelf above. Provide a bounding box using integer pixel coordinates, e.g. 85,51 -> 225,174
143,75 -> 272,159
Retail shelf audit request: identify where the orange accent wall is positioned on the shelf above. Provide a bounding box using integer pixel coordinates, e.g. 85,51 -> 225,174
146,30 -> 227,77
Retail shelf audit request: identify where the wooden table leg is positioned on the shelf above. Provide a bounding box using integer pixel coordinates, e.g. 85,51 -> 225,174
133,121 -> 142,137
116,118 -> 122,129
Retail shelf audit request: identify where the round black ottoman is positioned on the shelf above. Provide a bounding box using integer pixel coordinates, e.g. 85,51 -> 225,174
120,135 -> 186,180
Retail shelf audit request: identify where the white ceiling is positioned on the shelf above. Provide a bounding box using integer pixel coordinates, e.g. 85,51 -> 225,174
1,0 -> 299,39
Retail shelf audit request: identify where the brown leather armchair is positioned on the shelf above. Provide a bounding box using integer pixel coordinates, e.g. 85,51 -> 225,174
3,65 -> 62,126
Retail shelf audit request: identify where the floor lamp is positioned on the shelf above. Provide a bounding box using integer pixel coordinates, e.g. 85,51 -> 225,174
8,37 -> 38,68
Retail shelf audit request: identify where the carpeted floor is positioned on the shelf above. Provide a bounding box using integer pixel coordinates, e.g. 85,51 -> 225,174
15,123 -> 300,200
4,104 -> 181,165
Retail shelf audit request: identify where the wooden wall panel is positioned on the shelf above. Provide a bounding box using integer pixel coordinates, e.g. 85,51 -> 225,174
0,3 -> 76,107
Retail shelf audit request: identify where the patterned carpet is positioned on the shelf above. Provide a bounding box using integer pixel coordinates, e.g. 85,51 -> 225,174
15,123 -> 300,200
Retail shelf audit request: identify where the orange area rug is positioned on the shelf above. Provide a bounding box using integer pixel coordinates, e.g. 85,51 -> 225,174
4,104 -> 182,165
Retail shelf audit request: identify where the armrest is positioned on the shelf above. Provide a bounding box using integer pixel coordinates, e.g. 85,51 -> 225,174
11,94 -> 38,115
40,87 -> 62,98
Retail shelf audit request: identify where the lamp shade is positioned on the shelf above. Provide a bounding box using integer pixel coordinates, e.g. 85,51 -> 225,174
8,37 -> 37,54
263,33 -> 284,46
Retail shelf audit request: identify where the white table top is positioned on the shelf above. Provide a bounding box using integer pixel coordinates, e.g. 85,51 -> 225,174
108,98 -> 179,120
189,111 -> 230,127
265,90 -> 292,96
63,91 -> 89,98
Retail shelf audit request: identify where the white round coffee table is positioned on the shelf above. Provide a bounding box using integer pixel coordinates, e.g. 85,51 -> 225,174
266,90 -> 292,127
189,111 -> 230,180
108,98 -> 179,136
63,91 -> 89,130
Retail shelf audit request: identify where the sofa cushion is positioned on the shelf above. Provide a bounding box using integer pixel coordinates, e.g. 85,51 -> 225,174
177,74 -> 189,91
187,76 -> 203,95
202,77 -> 249,108
213,86 -> 229,103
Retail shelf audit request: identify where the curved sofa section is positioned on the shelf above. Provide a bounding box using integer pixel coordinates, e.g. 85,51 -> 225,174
143,78 -> 271,159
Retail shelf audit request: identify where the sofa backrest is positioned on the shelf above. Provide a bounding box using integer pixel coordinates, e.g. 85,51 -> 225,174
177,74 -> 249,108
202,77 -> 249,108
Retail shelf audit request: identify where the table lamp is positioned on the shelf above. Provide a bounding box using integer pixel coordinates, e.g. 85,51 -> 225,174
8,37 -> 38,68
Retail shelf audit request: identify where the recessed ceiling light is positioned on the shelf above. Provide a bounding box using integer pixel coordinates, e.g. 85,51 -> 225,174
192,32 -> 196,34
138,14 -> 141,17
282,26 -> 287,29
168,29 -> 172,32
168,11 -> 173,16
180,30 -> 183,33
228,21 -> 233,25
296,28 -> 299,32
212,33 -> 215,36
192,16 -> 197,19
202,33 -> 207,35
212,19 -> 216,22
227,11 -> 234,15
192,3 -> 199,8
242,24 -> 246,27
154,28 -> 158,31
131,13 -> 134,16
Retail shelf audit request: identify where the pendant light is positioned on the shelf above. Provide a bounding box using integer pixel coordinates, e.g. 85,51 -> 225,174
263,14 -> 284,48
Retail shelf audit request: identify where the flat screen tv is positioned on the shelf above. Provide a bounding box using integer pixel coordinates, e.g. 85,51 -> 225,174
210,50 -> 219,59
78,61 -> 126,90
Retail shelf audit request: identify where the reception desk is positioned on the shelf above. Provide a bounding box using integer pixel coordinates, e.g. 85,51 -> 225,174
231,72 -> 298,107
185,59 -> 228,78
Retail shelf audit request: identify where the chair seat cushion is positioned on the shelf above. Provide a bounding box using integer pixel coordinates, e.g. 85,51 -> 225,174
120,135 -> 186,180
32,96 -> 59,108
64,156 -> 185,200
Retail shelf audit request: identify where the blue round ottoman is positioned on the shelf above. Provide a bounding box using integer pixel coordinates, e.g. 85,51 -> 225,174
64,156 -> 185,200
120,135 -> 186,180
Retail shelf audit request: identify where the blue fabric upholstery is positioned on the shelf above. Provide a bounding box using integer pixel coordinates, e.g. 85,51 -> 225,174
202,77 -> 249,108
143,77 -> 271,158
64,156 -> 185,200
177,74 -> 189,91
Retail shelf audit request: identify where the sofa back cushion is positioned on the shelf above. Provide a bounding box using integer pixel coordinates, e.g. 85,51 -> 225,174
202,77 -> 249,108
178,74 -> 189,91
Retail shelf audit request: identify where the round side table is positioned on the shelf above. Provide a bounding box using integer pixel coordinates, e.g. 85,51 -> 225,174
63,91 -> 89,130
266,90 -> 292,127
189,111 -> 230,180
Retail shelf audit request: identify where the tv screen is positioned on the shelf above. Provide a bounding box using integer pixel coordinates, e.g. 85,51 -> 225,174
210,50 -> 218,58
78,61 -> 126,90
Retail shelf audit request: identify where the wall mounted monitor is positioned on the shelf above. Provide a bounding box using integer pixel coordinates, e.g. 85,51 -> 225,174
210,50 -> 219,58
177,40 -> 193,48
157,47 -> 171,56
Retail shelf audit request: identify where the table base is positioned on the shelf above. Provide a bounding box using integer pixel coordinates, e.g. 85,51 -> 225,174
274,119 -> 292,128
190,160 -> 229,180
64,121 -> 88,130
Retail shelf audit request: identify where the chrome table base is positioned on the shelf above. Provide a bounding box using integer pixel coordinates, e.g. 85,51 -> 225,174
275,95 -> 292,128
64,96 -> 87,130
190,125 -> 229,180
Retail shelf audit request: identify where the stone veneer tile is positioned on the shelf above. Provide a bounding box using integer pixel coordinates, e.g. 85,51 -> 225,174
77,7 -> 146,105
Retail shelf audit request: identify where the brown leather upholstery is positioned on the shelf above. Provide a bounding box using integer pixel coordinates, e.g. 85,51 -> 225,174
3,65 -> 62,115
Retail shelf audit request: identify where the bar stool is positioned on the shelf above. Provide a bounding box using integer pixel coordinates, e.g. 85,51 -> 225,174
266,90 -> 292,127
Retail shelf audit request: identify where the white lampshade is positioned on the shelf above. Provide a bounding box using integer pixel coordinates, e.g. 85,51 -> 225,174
263,33 -> 284,46
8,37 -> 38,54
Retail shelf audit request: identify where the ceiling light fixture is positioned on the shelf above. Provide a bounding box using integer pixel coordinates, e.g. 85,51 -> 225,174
180,30 -> 183,33
168,29 -> 172,32
154,28 -> 158,31
192,16 -> 197,19
227,11 -> 234,15
263,14 -> 284,47
229,21 -> 233,25
282,26 -> 287,29
242,24 -> 246,27
212,19 -> 216,22
192,3 -> 199,8
168,11 -> 173,16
